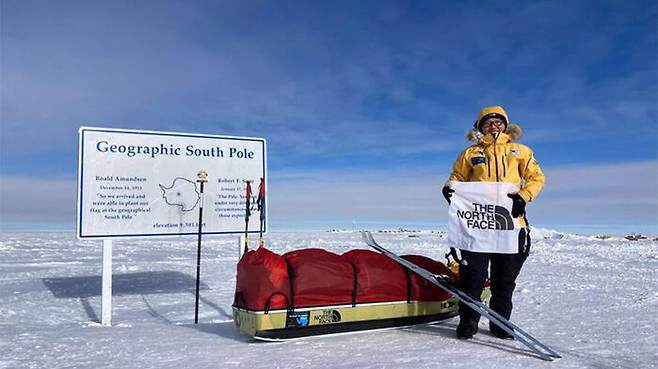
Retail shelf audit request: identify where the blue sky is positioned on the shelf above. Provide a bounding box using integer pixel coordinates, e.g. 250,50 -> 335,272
1,0 -> 657,231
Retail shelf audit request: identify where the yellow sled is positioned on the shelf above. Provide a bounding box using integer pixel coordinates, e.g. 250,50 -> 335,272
233,288 -> 491,340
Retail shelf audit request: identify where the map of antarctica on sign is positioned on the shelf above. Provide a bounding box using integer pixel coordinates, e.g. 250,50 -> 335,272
77,127 -> 266,238
159,178 -> 201,212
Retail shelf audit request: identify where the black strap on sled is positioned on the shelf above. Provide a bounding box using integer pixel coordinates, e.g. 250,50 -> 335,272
402,268 -> 412,303
233,291 -> 248,309
284,258 -> 295,312
350,262 -> 358,307
264,292 -> 290,314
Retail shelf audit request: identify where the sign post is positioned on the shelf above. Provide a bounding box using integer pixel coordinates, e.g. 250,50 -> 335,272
101,239 -> 112,326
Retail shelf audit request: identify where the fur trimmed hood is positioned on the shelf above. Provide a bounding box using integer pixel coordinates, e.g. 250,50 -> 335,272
467,123 -> 522,142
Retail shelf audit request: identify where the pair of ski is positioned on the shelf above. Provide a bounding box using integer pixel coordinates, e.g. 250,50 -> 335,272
361,231 -> 561,362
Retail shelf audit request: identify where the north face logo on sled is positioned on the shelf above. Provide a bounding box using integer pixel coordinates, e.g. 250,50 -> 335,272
456,203 -> 514,231
313,309 -> 342,325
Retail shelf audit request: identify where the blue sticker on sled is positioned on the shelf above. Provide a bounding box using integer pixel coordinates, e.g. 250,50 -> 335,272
286,311 -> 310,327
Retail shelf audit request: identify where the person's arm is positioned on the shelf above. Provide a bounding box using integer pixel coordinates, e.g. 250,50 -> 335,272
442,149 -> 471,204
446,149 -> 472,184
517,148 -> 545,202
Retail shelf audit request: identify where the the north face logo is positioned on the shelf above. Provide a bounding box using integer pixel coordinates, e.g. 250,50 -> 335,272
493,205 -> 514,230
456,203 -> 514,230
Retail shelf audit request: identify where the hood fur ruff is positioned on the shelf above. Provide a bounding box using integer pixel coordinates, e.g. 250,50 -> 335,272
467,123 -> 522,142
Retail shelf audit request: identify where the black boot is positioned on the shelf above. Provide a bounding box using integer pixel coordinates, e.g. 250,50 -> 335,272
489,322 -> 514,340
456,319 -> 479,339
456,250 -> 488,340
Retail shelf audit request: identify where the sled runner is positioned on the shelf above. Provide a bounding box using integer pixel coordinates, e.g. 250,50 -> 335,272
232,246 -> 490,340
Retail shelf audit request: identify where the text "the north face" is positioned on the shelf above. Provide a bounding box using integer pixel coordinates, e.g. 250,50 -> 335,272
456,203 -> 514,230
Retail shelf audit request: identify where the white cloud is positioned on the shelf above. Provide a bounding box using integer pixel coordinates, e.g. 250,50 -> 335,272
3,1 -> 654,171
0,176 -> 77,224
1,160 -> 657,229
531,161 -> 658,224
269,160 -> 658,226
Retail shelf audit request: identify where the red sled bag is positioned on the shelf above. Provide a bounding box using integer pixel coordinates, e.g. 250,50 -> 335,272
234,247 -> 291,311
343,249 -> 408,303
284,248 -> 355,308
401,255 -> 455,302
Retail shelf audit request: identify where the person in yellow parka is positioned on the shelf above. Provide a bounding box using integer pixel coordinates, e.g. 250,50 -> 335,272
442,106 -> 545,340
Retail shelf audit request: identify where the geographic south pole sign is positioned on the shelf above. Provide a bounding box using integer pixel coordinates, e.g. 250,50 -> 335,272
77,127 -> 267,238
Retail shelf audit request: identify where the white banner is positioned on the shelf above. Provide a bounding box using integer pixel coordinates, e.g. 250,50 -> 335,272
447,182 -> 520,254
77,127 -> 267,239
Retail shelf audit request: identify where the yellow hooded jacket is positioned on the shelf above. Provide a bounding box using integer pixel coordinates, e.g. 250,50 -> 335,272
447,125 -> 545,227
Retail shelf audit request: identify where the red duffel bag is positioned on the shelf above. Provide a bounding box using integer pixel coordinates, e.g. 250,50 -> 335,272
234,247 -> 291,311
401,255 -> 455,302
343,249 -> 408,303
284,248 -> 355,308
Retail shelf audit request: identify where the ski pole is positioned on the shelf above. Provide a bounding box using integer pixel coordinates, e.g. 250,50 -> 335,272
244,180 -> 252,253
257,177 -> 265,247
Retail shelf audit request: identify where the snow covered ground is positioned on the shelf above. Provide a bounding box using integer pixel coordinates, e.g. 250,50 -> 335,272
1,229 -> 656,369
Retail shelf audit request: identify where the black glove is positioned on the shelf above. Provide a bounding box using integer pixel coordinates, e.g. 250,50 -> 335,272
442,186 -> 455,205
507,193 -> 526,218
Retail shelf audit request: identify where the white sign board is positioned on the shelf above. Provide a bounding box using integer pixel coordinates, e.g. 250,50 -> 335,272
77,127 -> 267,238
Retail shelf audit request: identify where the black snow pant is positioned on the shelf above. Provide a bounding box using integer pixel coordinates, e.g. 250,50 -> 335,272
458,228 -> 530,327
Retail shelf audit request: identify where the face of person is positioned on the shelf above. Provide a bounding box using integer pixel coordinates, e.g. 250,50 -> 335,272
481,118 -> 506,135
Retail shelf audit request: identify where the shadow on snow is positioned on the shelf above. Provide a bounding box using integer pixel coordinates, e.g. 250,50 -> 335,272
42,271 -> 208,298
42,271 -> 223,325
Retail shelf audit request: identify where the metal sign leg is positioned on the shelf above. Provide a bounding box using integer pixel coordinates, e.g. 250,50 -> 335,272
101,239 -> 113,326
